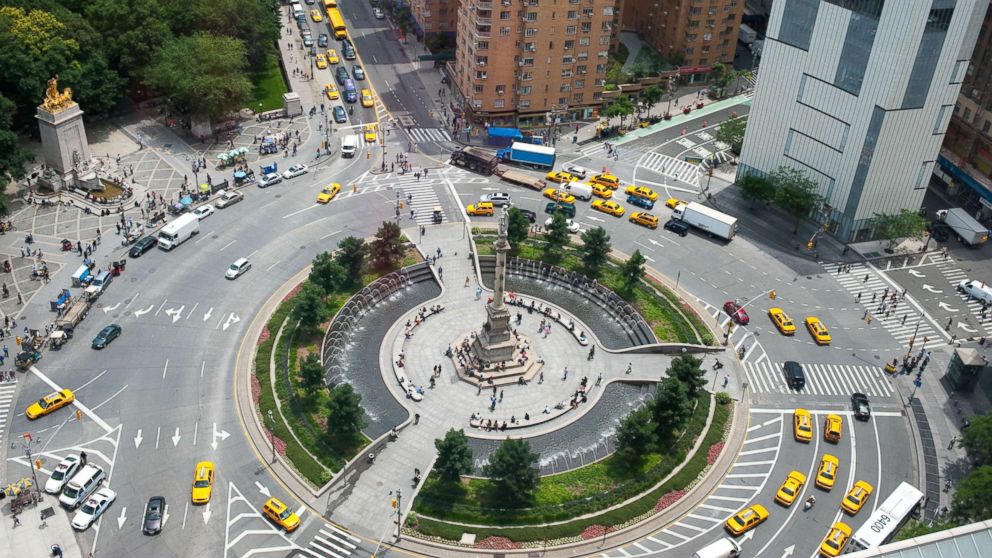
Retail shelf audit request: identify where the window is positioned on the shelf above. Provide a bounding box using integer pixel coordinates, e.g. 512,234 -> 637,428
500,10 -> 510,19
519,86 -> 532,95
573,93 -> 584,103
834,10 -> 879,95
561,69 -> 573,77
563,55 -> 574,64
601,21 -> 611,32
577,64 -> 587,74
522,57 -> 534,66
602,6 -> 613,16
566,25 -> 576,34
779,0 -> 819,50
477,41 -> 489,50
575,79 -> 585,88
595,64 -> 606,74
688,20 -> 700,28
474,85 -> 484,93
496,85 -> 505,95
687,34 -> 698,42
567,10 -> 577,18
902,7 -> 954,108
521,72 -> 533,81
520,100 -> 531,108
581,22 -> 591,32
475,70 -> 488,79
524,42 -> 536,51
494,99 -> 505,108
473,99 -> 482,108
560,83 -> 571,92
564,40 -> 574,49
476,56 -> 488,65
526,28 -> 537,37
599,35 -> 610,45
913,162 -> 931,190
526,12 -> 537,21
558,97 -> 567,106
597,50 -> 608,59
577,51 -> 588,61
500,26 -> 511,36
579,37 -> 590,45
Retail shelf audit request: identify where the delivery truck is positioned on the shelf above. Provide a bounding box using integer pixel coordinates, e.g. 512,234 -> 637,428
936,208 -> 989,246
157,213 -> 200,250
739,24 -> 757,44
497,142 -> 556,169
672,202 -> 738,240
450,146 -> 500,175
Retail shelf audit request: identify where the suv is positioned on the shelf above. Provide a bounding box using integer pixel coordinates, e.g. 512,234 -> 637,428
481,192 -> 511,207
664,218 -> 689,236
783,361 -> 806,390
336,66 -> 349,85
353,66 -> 365,80
343,44 -> 356,60
544,201 -> 576,218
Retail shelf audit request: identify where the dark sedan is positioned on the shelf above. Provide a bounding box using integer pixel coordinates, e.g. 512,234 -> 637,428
518,208 -> 537,223
852,392 -> 871,420
332,106 -> 347,123
143,496 -> 165,535
91,324 -> 122,349
129,236 -> 157,258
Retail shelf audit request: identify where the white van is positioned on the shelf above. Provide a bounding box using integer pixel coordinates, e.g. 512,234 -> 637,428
341,135 -> 358,158
291,2 -> 304,18
691,537 -> 741,558
958,279 -> 992,305
566,181 -> 593,201
158,213 -> 200,250
59,464 -> 106,509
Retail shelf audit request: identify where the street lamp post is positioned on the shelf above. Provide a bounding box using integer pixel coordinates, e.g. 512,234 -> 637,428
394,488 -> 403,539
20,433 -> 43,504
267,410 -> 276,463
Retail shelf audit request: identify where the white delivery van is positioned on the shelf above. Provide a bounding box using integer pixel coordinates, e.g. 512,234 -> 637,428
291,2 -> 304,18
341,135 -> 358,158
692,537 -> 741,558
60,464 -> 106,509
566,181 -> 593,201
958,279 -> 992,304
158,213 -> 200,250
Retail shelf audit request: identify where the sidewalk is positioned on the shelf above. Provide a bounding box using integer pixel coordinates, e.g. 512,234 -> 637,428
0,491 -> 85,558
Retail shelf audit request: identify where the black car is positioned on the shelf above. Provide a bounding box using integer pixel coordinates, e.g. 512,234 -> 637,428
92,324 -> 122,350
332,106 -> 347,123
129,236 -> 157,258
317,34 -> 328,47
353,66 -> 365,80
851,392 -> 871,420
663,218 -> 689,236
343,44 -> 356,59
626,195 -> 655,210
518,208 -> 537,223
143,496 -> 165,535
783,361 -> 806,390
336,66 -> 349,85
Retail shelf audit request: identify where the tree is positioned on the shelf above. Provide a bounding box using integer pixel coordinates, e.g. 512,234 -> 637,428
772,166 -> 822,233
483,438 -> 539,503
606,97 -> 635,127
298,352 -> 325,390
309,252 -> 347,294
145,33 -> 253,120
370,221 -> 404,270
961,412 -> 992,466
717,115 -> 748,155
620,250 -> 646,293
83,0 -> 172,82
669,355 -> 706,399
615,407 -> 656,467
641,85 -> 664,117
506,207 -> 530,247
434,429 -> 474,483
291,282 -> 330,332
578,226 -> 611,279
0,95 -> 31,193
952,465 -> 992,522
190,0 -> 281,73
334,236 -> 366,288
651,377 -> 692,442
738,174 -> 776,209
543,212 -> 570,260
872,209 -> 929,251
325,383 -> 366,441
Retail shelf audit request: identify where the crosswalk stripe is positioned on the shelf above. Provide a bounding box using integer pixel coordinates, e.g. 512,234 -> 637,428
320,528 -> 359,548
407,127 -> 452,143
745,362 -> 891,397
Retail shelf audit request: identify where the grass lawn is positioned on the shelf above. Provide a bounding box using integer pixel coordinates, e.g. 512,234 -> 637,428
250,58 -> 288,113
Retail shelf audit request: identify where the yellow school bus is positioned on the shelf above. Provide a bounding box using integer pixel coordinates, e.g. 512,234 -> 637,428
327,8 -> 347,39
323,0 -> 337,8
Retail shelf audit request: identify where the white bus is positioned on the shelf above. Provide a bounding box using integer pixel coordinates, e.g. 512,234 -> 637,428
849,482 -> 924,552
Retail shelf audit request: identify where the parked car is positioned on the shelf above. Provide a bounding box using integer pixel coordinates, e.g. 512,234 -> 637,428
71,488 -> 117,530
143,496 -> 166,535
352,66 -> 365,80
332,105 -> 347,123
128,236 -> 157,258
664,218 -> 689,236
192,204 -> 215,220
283,164 -> 309,179
45,455 -> 82,494
317,34 -> 328,47
259,173 -> 282,188
216,190 -> 243,208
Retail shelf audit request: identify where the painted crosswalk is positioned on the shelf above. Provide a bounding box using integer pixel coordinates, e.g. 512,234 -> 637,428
0,381 -> 16,448
350,166 -> 486,226
822,262 -> 944,348
931,254 -> 992,335
636,152 -> 700,187
745,361 -> 894,397
406,127 -> 452,144
297,524 -> 362,558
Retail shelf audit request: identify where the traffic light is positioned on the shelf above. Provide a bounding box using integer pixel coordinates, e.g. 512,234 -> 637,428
807,241 -> 814,250
391,498 -> 398,509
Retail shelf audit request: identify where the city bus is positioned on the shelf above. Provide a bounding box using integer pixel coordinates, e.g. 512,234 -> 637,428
322,0 -> 337,9
848,482 -> 924,552
327,8 -> 347,40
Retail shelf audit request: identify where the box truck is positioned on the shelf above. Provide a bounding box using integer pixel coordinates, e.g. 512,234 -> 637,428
738,24 -> 757,44
497,142 -> 556,169
158,213 -> 200,250
672,202 -> 738,240
936,208 -> 989,246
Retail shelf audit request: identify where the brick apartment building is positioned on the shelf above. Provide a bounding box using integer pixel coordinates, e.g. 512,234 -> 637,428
410,0 -> 459,37
621,0 -> 744,72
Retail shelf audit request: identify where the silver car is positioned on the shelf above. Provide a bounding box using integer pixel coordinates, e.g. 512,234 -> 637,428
259,173 -> 282,188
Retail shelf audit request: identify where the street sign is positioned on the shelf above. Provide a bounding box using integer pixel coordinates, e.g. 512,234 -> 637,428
914,378 -> 922,388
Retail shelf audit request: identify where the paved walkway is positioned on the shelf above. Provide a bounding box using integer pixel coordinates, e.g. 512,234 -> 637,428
619,32 -> 648,74
0,490 -> 84,558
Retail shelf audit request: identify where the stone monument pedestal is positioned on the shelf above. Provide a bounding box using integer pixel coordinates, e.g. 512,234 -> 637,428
36,97 -> 91,192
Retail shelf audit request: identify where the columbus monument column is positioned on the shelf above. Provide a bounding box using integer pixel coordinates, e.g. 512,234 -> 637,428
471,208 -> 515,365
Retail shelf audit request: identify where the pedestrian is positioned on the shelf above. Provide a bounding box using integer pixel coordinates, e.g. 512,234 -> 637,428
562,366 -> 568,380
414,413 -> 420,424
40,510 -> 47,528
438,267 -> 443,279
539,371 -> 544,383
867,315 -> 873,324
902,314 -> 907,325
864,274 -> 869,283
499,389 -> 503,402
626,362 -> 632,374
17,293 -> 22,305
872,293 -> 877,303
856,292 -> 862,302
723,376 -> 729,388
12,514 -> 20,527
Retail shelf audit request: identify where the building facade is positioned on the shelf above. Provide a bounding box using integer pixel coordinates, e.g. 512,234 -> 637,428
410,0 -> 459,37
738,0 -> 988,242
621,0 -> 743,71
452,0 -> 622,127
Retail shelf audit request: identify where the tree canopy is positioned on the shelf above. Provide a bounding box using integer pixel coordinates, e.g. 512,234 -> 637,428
738,174 -> 776,209
325,383 -> 366,443
615,407 -> 655,467
370,221 -> 404,270
620,250 -> 646,293
335,236 -> 367,288
310,251 -> 348,295
543,212 -> 570,260
292,282 -> 330,332
961,412 -> 992,466
872,209 -> 928,250
483,438 -> 539,503
716,115 -> 747,155
434,429 -> 474,483
578,226 -> 611,279
772,166 -> 822,233
298,352 -> 325,390
506,207 -> 530,247
952,465 -> 992,522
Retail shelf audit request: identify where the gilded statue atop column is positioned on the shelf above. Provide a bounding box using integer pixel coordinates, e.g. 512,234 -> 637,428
41,75 -> 75,113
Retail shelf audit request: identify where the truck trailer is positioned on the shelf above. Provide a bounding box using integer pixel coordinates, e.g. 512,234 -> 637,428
672,202 -> 738,240
450,146 -> 500,175
936,208 -> 989,246
739,24 -> 757,44
497,142 -> 556,169
158,213 -> 200,250
496,167 -> 545,190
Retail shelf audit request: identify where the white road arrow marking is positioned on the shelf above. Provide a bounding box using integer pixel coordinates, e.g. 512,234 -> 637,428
202,503 -> 212,525
958,322 -> 978,333
780,544 -> 795,557
210,423 -> 231,450
134,305 -> 154,318
938,302 -> 958,312
171,427 -> 181,447
741,531 -> 755,542
648,239 -> 663,247
133,429 -> 143,449
117,507 -> 127,529
164,305 -> 185,323
908,269 -> 925,278
586,215 -> 604,222
102,302 -> 121,314
254,481 -> 271,498
222,313 -> 241,331
922,284 -> 943,294
203,307 -> 213,322
643,254 -> 656,262
162,504 -> 170,528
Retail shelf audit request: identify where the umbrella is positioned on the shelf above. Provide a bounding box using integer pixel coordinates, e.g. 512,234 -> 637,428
180,196 -> 193,206
199,183 -> 211,194
2,478 -> 33,497
233,171 -> 246,179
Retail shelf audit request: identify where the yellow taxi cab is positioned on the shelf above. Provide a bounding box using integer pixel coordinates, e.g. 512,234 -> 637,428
775,471 -> 807,507
546,171 -> 576,183
625,185 -> 659,201
816,454 -> 841,490
806,316 -> 832,345
317,183 -> 341,203
724,504 -> 769,536
191,461 -> 214,504
466,202 -> 495,216
311,8 -> 323,21
361,88 -> 374,108
592,199 -> 625,217
327,49 -> 339,64
315,54 -> 328,69
592,183 -> 613,199
818,522 -> 852,557
26,389 -> 75,420
665,197 -> 685,209
629,212 -> 659,229
824,414 -> 843,443
364,124 -> 377,143
262,497 -> 300,532
768,307 -> 796,335
793,408 -> 813,442
543,188 -> 576,205
325,83 -> 339,100
590,173 -> 620,189
841,481 -> 874,515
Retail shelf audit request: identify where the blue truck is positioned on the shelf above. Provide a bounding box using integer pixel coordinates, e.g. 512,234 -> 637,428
496,142 -> 556,169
